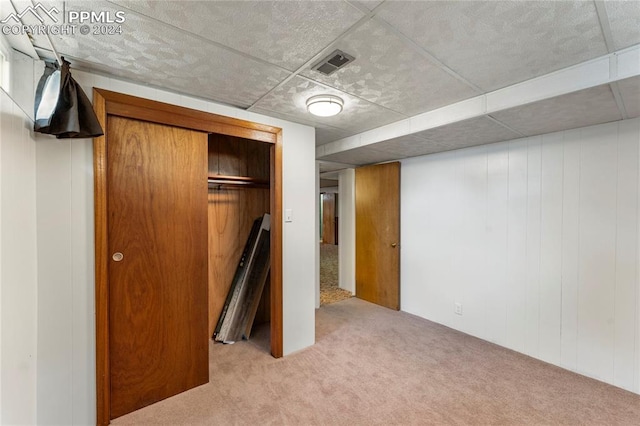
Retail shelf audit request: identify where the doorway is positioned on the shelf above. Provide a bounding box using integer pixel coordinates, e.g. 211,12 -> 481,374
319,180 -> 351,306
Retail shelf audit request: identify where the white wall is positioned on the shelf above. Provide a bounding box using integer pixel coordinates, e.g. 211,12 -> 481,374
279,107 -> 316,355
22,65 -> 316,423
315,163 -> 320,309
402,118 -> 640,394
36,135 -> 95,424
0,88 -> 38,424
338,168 -> 355,294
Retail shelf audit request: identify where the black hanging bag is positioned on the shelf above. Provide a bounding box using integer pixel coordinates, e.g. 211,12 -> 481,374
34,58 -> 103,138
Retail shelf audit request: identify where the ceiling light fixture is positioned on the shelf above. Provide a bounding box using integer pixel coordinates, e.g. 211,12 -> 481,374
306,95 -> 344,117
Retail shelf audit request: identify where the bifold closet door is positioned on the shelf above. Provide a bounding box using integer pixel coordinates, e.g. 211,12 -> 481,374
107,116 -> 209,419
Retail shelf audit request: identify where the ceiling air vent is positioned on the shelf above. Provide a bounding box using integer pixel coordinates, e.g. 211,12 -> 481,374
312,49 -> 355,76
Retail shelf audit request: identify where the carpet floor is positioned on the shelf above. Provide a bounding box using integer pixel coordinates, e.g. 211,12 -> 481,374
320,243 -> 352,306
113,298 -> 640,425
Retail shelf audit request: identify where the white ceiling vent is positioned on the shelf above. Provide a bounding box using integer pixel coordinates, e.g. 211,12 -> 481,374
312,49 -> 355,76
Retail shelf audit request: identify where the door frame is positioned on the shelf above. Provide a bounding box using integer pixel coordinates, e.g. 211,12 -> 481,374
92,89 -> 283,425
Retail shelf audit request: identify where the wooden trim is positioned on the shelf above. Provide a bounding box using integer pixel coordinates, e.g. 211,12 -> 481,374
93,89 -> 110,426
95,89 -> 279,143
93,90 -> 284,424
270,131 -> 284,358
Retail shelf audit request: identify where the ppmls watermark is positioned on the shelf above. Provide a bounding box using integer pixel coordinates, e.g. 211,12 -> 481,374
1,2 -> 126,36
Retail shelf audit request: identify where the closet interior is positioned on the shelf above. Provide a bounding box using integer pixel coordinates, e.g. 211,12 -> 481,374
207,133 -> 272,343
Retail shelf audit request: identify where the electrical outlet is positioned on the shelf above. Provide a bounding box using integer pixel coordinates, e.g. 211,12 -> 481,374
454,303 -> 463,315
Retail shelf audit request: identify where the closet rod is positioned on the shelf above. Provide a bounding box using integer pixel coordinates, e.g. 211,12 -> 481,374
208,177 -> 269,190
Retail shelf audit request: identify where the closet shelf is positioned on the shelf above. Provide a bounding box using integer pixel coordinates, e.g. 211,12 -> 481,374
208,175 -> 269,189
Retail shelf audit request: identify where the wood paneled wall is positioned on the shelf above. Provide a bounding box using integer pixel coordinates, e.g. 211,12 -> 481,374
401,119 -> 640,394
0,89 -> 38,425
209,134 -> 270,180
207,134 -> 271,337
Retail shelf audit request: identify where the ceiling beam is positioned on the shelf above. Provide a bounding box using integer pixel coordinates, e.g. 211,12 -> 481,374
317,159 -> 356,169
485,115 -> 526,138
318,44 -> 640,159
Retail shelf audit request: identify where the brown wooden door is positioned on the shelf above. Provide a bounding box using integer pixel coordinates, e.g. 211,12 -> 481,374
107,116 -> 209,419
322,193 -> 336,245
355,162 -> 400,310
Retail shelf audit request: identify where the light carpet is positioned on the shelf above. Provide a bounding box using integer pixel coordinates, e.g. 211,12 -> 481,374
320,243 -> 352,306
113,298 -> 640,425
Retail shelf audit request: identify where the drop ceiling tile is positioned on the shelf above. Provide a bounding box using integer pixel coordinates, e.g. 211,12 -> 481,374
249,105 -> 331,129
604,0 -> 640,50
319,146 -> 404,166
316,127 -> 356,146
37,1 -> 290,108
112,0 -> 365,70
412,117 -> 522,150
618,76 -> 640,118
302,19 -> 478,116
378,1 -> 608,92
248,106 -> 356,146
252,76 -> 406,134
492,85 -> 623,136
349,0 -> 385,12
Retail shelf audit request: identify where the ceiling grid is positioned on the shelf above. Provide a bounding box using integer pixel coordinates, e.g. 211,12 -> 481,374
7,0 -> 638,168
594,0 -> 631,120
246,1 -> 385,111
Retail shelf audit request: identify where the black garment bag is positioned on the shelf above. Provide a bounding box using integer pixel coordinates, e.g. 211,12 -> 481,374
34,58 -> 103,139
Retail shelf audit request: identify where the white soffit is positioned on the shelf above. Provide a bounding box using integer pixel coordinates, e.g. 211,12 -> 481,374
377,0 -> 608,92
112,0 -> 365,71
318,45 -> 640,159
361,133 -> 495,159
491,84 -> 622,136
411,116 -> 522,149
365,135 -> 435,157
617,76 -> 640,118
321,146 -> 406,166
317,160 -> 356,173
301,18 -> 478,116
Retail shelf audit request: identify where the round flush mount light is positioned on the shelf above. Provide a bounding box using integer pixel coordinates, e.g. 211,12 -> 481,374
306,95 -> 344,117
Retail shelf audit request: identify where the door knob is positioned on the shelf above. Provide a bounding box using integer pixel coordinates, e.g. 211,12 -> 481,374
391,243 -> 397,248
112,252 -> 124,262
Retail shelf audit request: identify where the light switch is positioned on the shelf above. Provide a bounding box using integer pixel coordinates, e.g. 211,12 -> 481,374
285,209 -> 293,223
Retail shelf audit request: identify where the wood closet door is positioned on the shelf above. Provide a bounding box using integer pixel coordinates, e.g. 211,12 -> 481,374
355,162 -> 400,310
107,116 -> 209,419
